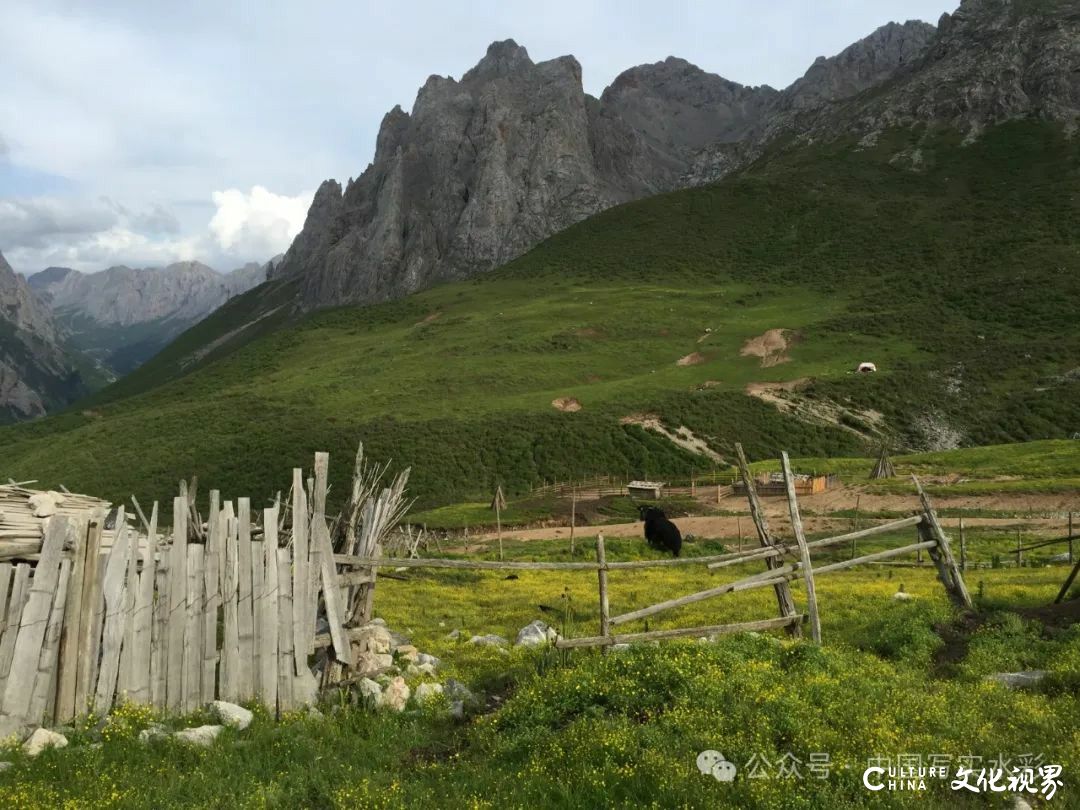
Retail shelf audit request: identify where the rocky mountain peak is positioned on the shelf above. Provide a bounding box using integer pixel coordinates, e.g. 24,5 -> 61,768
462,39 -> 533,81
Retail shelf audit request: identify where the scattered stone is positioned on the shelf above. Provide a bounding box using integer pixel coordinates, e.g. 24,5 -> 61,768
0,761 -> 12,772
417,662 -> 437,677
611,643 -> 632,653
986,671 -> 1048,690
369,617 -> 387,627
354,651 -> 395,678
380,676 -> 410,712
306,707 -> 324,720
892,591 -> 915,601
358,677 -> 383,703
138,724 -> 169,744
1011,796 -> 1034,810
352,623 -> 393,655
446,629 -> 462,640
173,725 -> 224,747
209,700 -> 253,731
23,728 -> 68,757
469,634 -> 508,647
406,664 -> 421,676
444,679 -> 475,704
1049,553 -> 1071,563
449,701 -> 465,720
389,630 -> 411,648
415,682 -> 444,703
515,620 -> 558,647
416,653 -> 440,668
394,644 -> 419,662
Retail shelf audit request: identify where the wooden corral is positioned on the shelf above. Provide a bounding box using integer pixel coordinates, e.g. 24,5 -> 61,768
627,480 -> 665,499
732,471 -> 836,498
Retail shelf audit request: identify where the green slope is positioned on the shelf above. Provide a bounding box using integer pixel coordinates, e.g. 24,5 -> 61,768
2,121 -> 1078,507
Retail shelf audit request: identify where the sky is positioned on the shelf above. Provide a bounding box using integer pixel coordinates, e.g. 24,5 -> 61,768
0,0 -> 955,275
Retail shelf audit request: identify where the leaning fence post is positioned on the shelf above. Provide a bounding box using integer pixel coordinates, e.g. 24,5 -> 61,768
959,516 -> 967,571
596,533 -> 611,654
1069,512 -> 1074,565
912,476 -> 972,609
735,444 -> 801,638
781,453 -> 821,643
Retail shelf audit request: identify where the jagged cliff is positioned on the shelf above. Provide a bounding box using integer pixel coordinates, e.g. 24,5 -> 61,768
0,251 -> 89,422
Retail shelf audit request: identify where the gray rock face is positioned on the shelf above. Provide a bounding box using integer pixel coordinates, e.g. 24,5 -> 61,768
278,40 -> 774,310
0,251 -> 88,422
279,2 -> 1077,312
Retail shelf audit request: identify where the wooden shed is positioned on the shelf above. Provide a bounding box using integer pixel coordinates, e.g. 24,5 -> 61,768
627,480 -> 665,500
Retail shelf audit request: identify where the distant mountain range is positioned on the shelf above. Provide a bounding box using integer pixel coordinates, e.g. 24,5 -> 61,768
27,257 -> 279,377
0,254 -> 278,423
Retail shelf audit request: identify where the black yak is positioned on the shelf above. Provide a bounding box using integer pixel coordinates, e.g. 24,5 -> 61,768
637,505 -> 682,557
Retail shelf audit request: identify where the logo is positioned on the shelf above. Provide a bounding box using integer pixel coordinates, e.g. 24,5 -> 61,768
697,750 -> 737,783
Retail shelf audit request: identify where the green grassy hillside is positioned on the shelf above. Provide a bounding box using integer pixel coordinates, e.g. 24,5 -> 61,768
2,121 -> 1078,508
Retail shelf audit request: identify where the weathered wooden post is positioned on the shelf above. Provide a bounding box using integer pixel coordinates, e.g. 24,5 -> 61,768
570,486 -> 577,557
735,443 -> 801,638
912,476 -> 972,609
851,495 -> 861,559
1069,512 -> 1074,565
1016,529 -> 1023,567
596,533 -> 610,654
959,516 -> 967,571
781,453 -> 821,643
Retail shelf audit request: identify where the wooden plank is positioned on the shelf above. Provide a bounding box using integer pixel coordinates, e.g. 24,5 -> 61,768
250,539 -> 265,699
596,533 -> 610,654
291,469 -> 308,675
93,520 -> 133,711
202,495 -> 221,704
333,554 -> 741,572
150,514 -> 169,710
2,517 -> 70,720
781,452 -> 821,644
183,543 -> 204,713
276,546 -> 293,714
236,497 -> 255,699
0,565 -> 30,689
53,517 -> 85,723
0,564 -> 12,646
74,519 -> 103,717
260,507 -> 279,710
735,443 -> 801,638
28,559 -> 71,725
166,497 -> 187,712
118,507 -> 139,698
557,615 -> 805,649
309,457 -> 327,658
131,502 -> 158,705
220,503 -> 239,702
314,520 -> 352,666
912,476 -> 973,609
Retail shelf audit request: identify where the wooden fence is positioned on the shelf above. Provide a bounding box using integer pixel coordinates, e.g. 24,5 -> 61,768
336,444 -> 972,654
0,451 -> 385,734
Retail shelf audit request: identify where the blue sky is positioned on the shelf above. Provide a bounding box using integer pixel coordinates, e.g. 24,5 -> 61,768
0,0 -> 955,274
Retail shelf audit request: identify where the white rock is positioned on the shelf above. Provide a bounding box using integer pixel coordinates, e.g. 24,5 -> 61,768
209,700 -> 253,730
449,701 -> 465,720
415,682 -> 444,703
611,643 -> 631,653
358,677 -> 382,703
23,728 -> 67,756
394,644 -> 419,662
173,725 -> 224,747
893,591 -> 915,601
416,653 -> 440,668
406,664 -> 421,676
0,761 -> 12,771
380,676 -> 410,712
444,679 -> 475,704
515,620 -> 558,647
986,671 -> 1048,690
369,617 -> 387,627
469,634 -> 508,647
446,629 -> 462,640
138,724 -> 169,743
1011,797 -> 1034,810
417,662 -> 437,677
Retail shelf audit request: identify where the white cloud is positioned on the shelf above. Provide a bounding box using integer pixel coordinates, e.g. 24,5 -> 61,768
209,186 -> 313,259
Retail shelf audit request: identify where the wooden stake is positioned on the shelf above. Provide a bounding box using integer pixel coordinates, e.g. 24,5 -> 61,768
496,497 -> 503,562
570,487 -> 577,557
851,495 -> 861,559
781,452 -> 821,644
1016,529 -> 1023,567
912,476 -> 972,609
1069,511 -> 1074,565
596,533 -> 610,654
734,443 -> 801,638
959,516 -> 967,571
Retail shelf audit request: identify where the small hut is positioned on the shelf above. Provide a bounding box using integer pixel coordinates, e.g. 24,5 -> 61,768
870,446 -> 897,479
628,480 -> 665,500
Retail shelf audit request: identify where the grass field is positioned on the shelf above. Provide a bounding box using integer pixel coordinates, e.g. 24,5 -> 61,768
2,121 -> 1079,511
1,528 -> 1077,808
